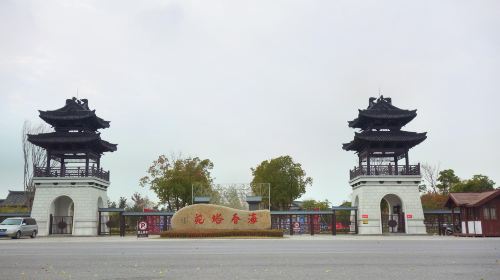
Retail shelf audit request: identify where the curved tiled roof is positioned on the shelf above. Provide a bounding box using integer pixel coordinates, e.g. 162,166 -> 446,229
445,190 -> 500,208
348,96 -> 417,129
39,97 -> 110,130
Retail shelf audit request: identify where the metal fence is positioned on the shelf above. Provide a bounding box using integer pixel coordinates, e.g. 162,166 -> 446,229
423,210 -> 461,235
270,208 -> 358,235
95,207 -> 467,237
98,209 -> 175,236
271,213 -> 356,235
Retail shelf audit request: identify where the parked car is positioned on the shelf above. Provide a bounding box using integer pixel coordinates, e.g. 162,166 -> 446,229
0,217 -> 38,239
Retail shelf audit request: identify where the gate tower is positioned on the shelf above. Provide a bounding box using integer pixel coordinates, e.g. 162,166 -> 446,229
343,96 -> 427,234
29,97 -> 117,236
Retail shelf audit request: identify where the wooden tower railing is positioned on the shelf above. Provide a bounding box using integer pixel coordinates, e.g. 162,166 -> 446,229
350,164 -> 420,180
34,166 -> 110,182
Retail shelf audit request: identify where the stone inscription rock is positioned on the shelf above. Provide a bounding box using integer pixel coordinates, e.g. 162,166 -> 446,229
171,204 -> 271,231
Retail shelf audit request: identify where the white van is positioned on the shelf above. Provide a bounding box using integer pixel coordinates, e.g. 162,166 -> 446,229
0,217 -> 38,239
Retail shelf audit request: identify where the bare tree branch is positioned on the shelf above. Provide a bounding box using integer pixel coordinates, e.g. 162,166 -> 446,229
421,163 -> 440,194
22,120 -> 53,210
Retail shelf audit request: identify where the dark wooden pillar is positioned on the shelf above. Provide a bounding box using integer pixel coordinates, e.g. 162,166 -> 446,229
437,214 -> 442,236
46,150 -> 51,175
451,207 -> 456,235
289,214 -> 293,235
60,158 -> 65,176
97,157 -> 101,170
354,209 -> 359,234
405,149 -> 409,173
394,156 -> 399,175
332,211 -> 337,235
309,214 -> 314,236
98,210 -> 102,235
119,212 -> 125,237
49,214 -> 53,235
366,149 -> 371,175
85,154 -> 89,176
464,207 -> 469,236
358,155 -> 362,169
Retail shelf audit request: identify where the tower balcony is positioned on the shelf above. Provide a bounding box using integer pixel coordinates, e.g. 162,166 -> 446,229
349,163 -> 420,180
34,166 -> 110,182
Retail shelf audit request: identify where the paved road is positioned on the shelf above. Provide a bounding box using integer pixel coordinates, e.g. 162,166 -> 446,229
0,236 -> 499,280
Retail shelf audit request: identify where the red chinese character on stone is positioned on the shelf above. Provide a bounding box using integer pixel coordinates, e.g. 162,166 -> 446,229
211,213 -> 224,224
248,213 -> 258,224
231,213 -> 241,224
194,213 -> 205,224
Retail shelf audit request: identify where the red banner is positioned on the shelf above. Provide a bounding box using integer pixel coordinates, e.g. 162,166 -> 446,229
144,208 -> 163,234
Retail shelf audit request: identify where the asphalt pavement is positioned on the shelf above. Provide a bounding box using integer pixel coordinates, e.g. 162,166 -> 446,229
0,235 -> 499,280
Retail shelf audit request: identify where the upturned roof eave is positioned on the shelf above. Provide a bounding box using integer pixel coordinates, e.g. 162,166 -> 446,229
27,133 -> 117,153
355,131 -> 427,142
348,110 -> 417,129
342,132 -> 427,153
39,110 -> 110,129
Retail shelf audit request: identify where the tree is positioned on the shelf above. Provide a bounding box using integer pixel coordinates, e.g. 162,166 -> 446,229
336,201 -> 352,224
128,192 -> 154,211
118,197 -> 128,209
22,121 -> 53,210
420,193 -> 448,210
140,155 -> 214,211
108,200 -> 117,208
437,169 -> 460,194
215,185 -> 245,210
251,155 -> 312,210
421,163 -> 440,194
301,199 -> 331,210
222,186 -> 244,209
451,175 -> 495,193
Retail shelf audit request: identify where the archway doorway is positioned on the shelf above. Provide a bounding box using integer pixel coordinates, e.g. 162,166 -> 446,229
380,194 -> 405,233
50,196 -> 74,234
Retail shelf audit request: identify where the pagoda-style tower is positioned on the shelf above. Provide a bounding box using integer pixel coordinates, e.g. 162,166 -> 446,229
343,96 -> 427,234
29,98 -> 117,236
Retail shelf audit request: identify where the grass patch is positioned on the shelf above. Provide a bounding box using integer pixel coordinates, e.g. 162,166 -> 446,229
160,229 -> 284,238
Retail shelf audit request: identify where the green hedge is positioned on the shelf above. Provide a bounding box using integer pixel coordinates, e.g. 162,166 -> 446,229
0,206 -> 29,213
160,229 -> 284,238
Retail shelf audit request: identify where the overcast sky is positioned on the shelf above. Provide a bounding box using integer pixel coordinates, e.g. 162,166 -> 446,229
1,0 -> 499,205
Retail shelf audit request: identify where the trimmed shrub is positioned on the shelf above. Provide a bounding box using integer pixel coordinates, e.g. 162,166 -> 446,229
0,206 -> 29,213
160,229 -> 284,238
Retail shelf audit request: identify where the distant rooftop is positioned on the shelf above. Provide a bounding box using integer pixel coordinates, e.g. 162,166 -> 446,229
0,190 -> 31,207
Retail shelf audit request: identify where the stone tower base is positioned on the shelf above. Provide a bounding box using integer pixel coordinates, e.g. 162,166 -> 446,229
31,177 -> 109,236
351,175 -> 427,235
